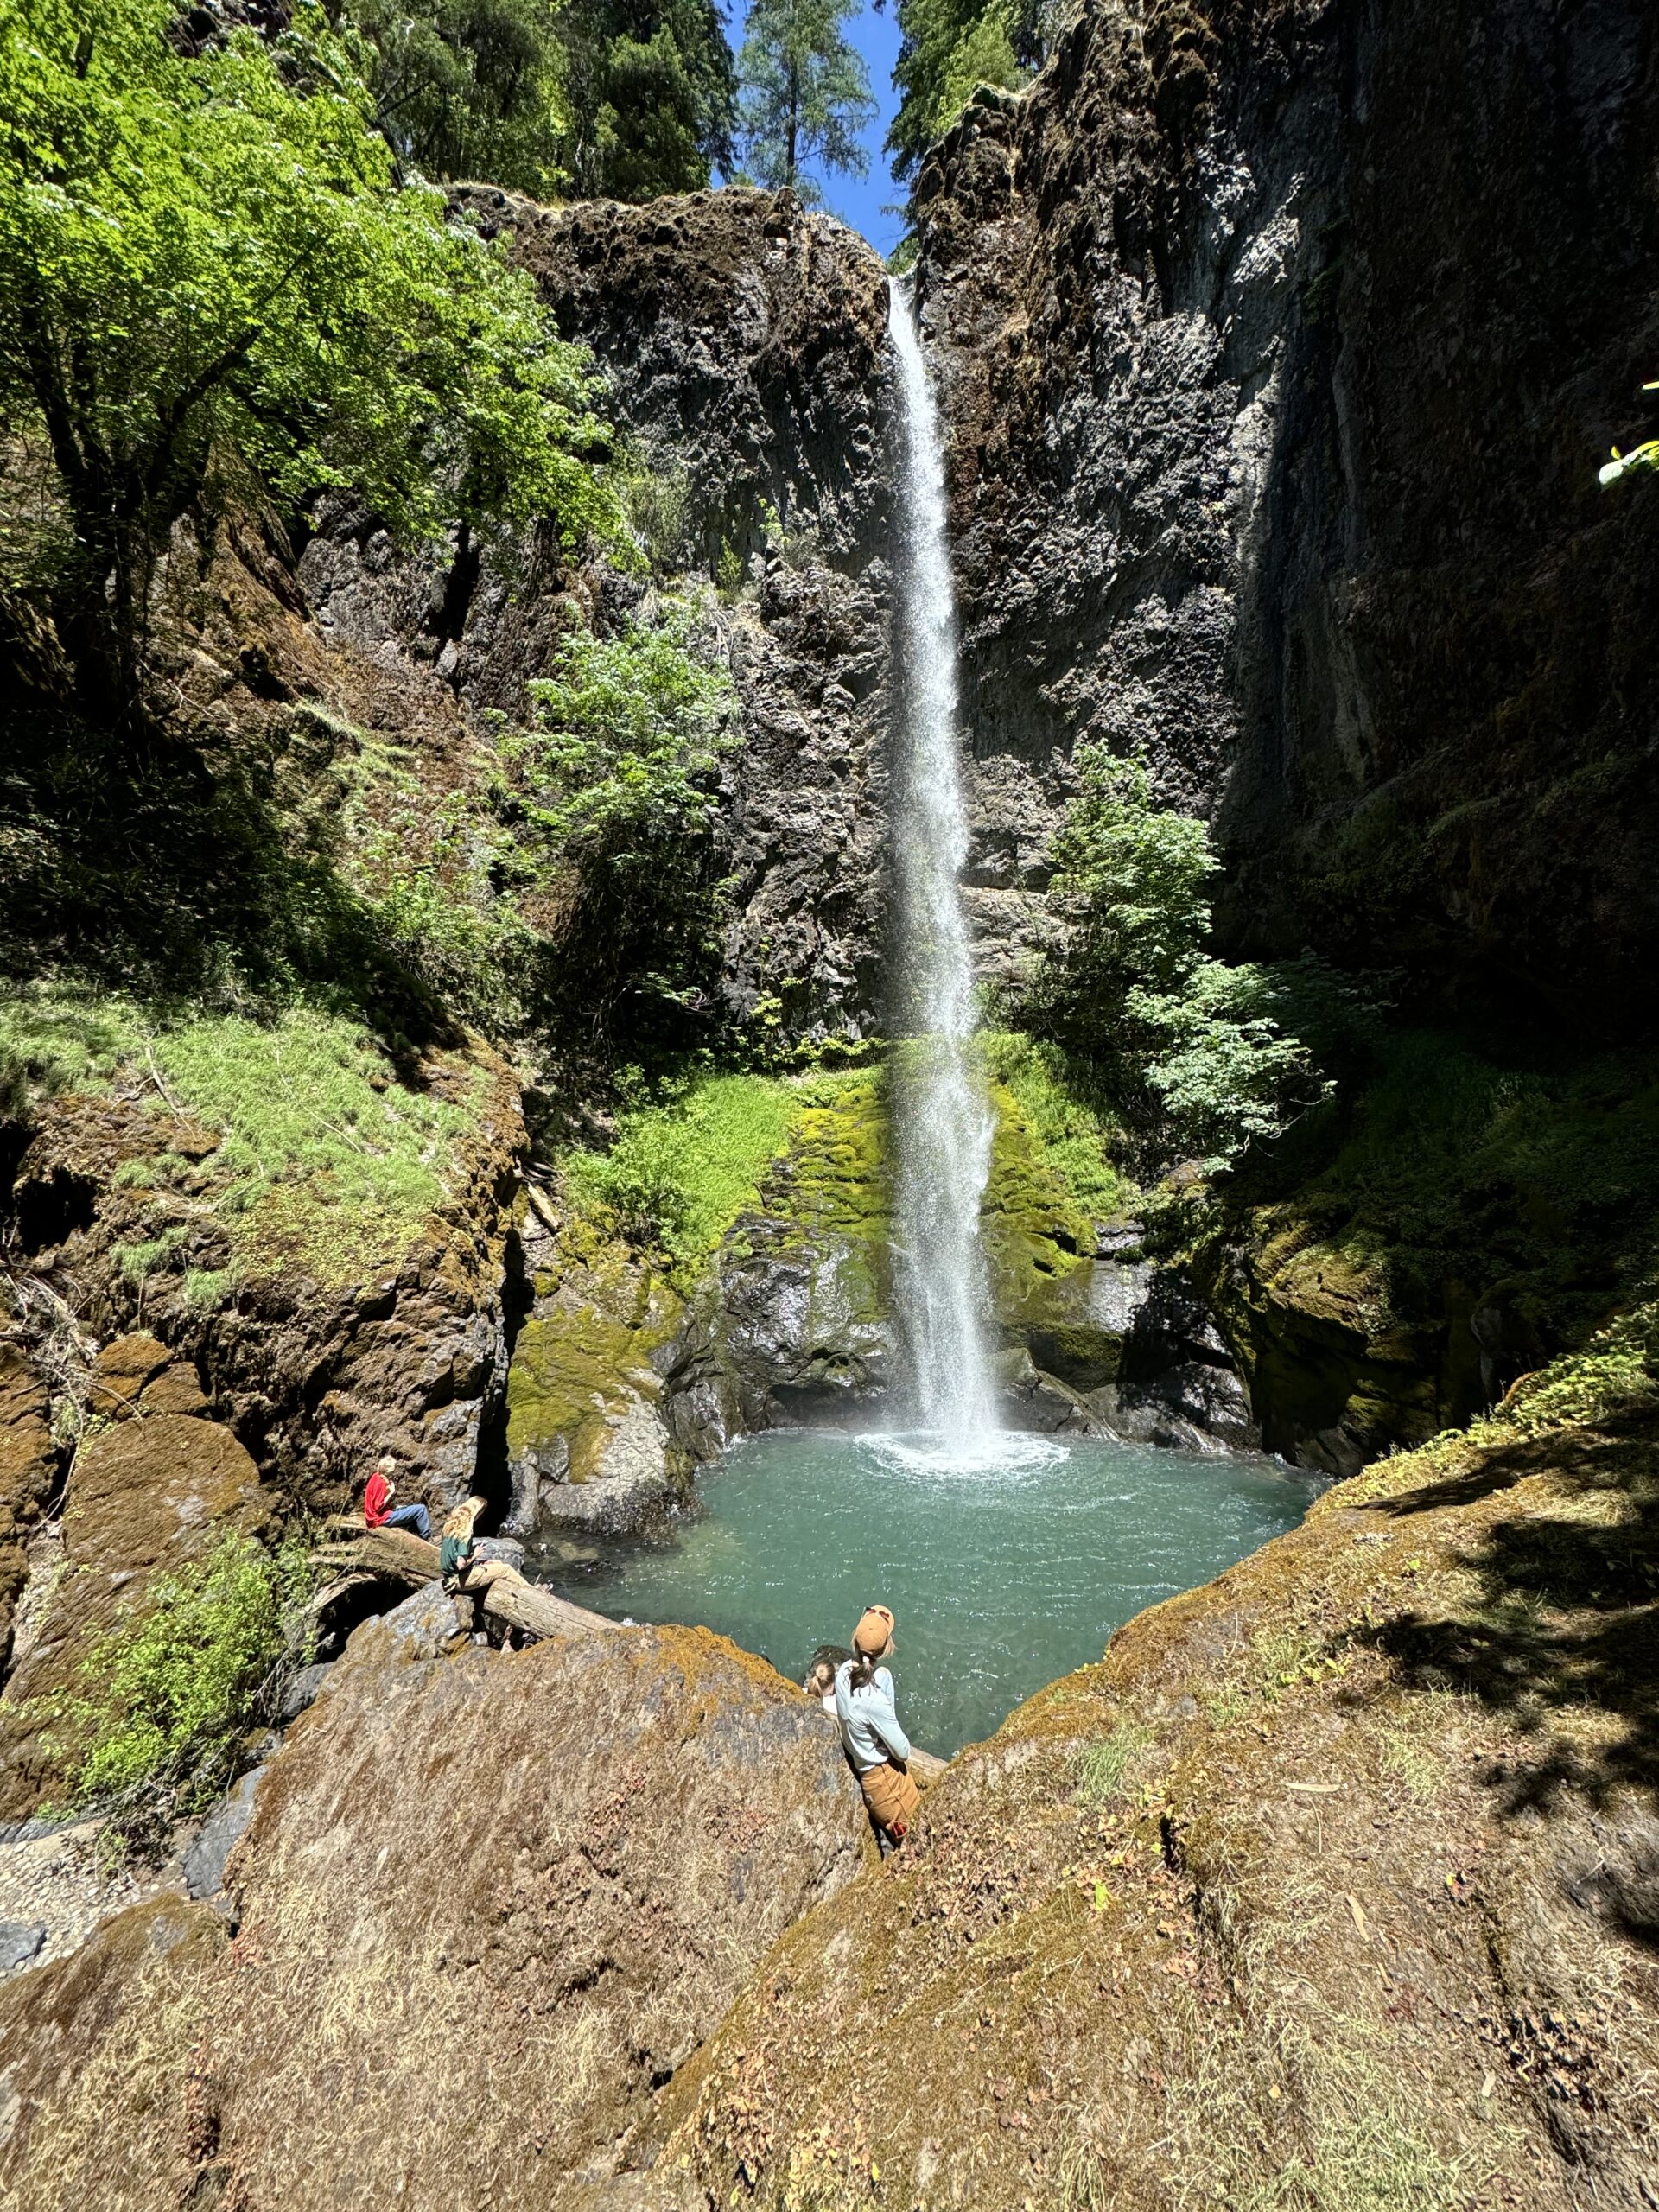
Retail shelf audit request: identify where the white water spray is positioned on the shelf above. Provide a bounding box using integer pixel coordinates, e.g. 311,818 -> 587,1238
886,281 -> 1000,1440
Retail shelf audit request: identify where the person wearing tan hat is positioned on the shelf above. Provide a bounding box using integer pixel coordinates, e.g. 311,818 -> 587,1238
834,1605 -> 920,1849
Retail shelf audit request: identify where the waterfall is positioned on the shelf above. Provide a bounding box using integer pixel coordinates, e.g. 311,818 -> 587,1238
886,280 -> 1000,1440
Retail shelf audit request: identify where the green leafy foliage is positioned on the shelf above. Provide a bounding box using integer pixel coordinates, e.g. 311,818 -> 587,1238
338,0 -> 569,193
1029,746 -> 1337,1169
559,0 -> 737,200
0,0 -> 619,715
738,0 -> 876,201
513,600 -> 735,851
1046,747 -> 1218,1016
54,1533 -> 312,1856
563,1069 -> 797,1270
887,0 -> 1055,183
502,593 -> 741,1039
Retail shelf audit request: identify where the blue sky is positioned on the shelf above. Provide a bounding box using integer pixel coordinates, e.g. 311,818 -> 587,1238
724,1 -> 907,258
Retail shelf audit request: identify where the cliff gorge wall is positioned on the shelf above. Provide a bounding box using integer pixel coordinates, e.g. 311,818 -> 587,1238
915,0 -> 1659,1027
301,187 -> 897,1043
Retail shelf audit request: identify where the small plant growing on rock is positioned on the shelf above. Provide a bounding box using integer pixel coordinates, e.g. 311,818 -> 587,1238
1027,746 -> 1363,1172
45,1531 -> 313,1861
1599,382 -> 1659,486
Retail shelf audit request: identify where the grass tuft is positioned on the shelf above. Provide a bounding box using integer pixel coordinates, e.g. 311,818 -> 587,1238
563,1071 -> 798,1277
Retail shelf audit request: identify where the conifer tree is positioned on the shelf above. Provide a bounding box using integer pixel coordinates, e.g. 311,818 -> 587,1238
737,0 -> 875,202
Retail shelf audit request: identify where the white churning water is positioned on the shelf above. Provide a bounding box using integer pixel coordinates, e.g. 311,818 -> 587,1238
886,280 -> 999,1441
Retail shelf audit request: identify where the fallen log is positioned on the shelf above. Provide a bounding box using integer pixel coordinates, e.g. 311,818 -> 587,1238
461,1560 -> 609,1642
311,1527 -> 440,1583
308,1529 -> 609,1643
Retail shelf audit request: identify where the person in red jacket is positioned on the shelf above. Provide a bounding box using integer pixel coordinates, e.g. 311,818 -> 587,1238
362,1455 -> 430,1540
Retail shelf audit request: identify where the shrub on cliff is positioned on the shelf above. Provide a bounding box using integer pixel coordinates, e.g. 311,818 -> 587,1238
0,0 -> 619,726
47,1532 -> 312,1859
503,593 -> 741,1043
1028,746 -> 1351,1170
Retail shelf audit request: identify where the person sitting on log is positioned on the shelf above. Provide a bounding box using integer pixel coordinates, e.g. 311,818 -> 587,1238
834,1606 -> 922,1853
363,1455 -> 431,1540
439,1497 -> 483,1590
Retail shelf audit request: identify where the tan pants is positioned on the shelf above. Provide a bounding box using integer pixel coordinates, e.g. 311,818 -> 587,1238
858,1759 -> 921,1840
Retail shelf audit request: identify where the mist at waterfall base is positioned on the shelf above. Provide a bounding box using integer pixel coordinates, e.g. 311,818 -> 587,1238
537,1432 -> 1324,1754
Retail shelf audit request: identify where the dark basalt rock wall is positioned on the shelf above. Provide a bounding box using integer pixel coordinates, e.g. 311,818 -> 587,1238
304,187 -> 898,1044
501,187 -> 897,1042
912,0 -> 1659,1028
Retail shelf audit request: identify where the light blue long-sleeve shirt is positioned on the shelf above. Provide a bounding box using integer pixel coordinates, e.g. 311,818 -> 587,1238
834,1660 -> 912,1774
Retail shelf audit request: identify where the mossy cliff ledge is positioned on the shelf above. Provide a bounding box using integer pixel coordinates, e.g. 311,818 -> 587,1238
1,1005 -> 526,1515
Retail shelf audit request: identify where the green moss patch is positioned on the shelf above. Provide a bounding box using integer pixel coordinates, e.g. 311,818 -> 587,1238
1,984 -> 490,1284
563,1071 -> 798,1281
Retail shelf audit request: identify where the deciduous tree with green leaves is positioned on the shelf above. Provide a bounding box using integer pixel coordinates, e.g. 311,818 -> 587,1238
503,593 -> 741,1037
737,0 -> 876,201
0,0 -> 619,727
1028,745 -> 1334,1169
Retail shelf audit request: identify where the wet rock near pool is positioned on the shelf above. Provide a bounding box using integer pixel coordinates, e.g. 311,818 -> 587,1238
660,1214 -> 898,1457
0,1607 -> 868,2209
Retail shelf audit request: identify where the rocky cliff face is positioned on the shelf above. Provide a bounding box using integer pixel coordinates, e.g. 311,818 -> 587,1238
3,1045 -> 524,1515
913,0 -> 1659,1026
301,187 -> 897,1045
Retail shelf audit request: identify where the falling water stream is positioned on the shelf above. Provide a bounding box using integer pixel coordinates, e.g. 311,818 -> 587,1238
534,284 -> 1326,1745
885,280 -> 999,1441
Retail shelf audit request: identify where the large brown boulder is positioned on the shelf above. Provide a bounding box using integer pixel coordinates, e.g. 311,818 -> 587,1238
0,1390 -> 267,1815
0,1606 -> 868,2209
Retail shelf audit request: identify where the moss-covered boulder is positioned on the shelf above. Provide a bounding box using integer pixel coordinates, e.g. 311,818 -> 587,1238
0,1606 -> 869,2209
660,1076 -> 899,1448
1195,1212 -> 1459,1474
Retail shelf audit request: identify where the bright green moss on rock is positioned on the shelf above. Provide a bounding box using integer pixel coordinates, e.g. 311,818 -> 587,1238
505,1222 -> 683,1482
0,983 -> 499,1286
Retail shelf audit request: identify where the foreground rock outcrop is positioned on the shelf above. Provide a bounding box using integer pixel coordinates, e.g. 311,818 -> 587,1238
0,1594 -> 868,2209
638,1370 -> 1659,2208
